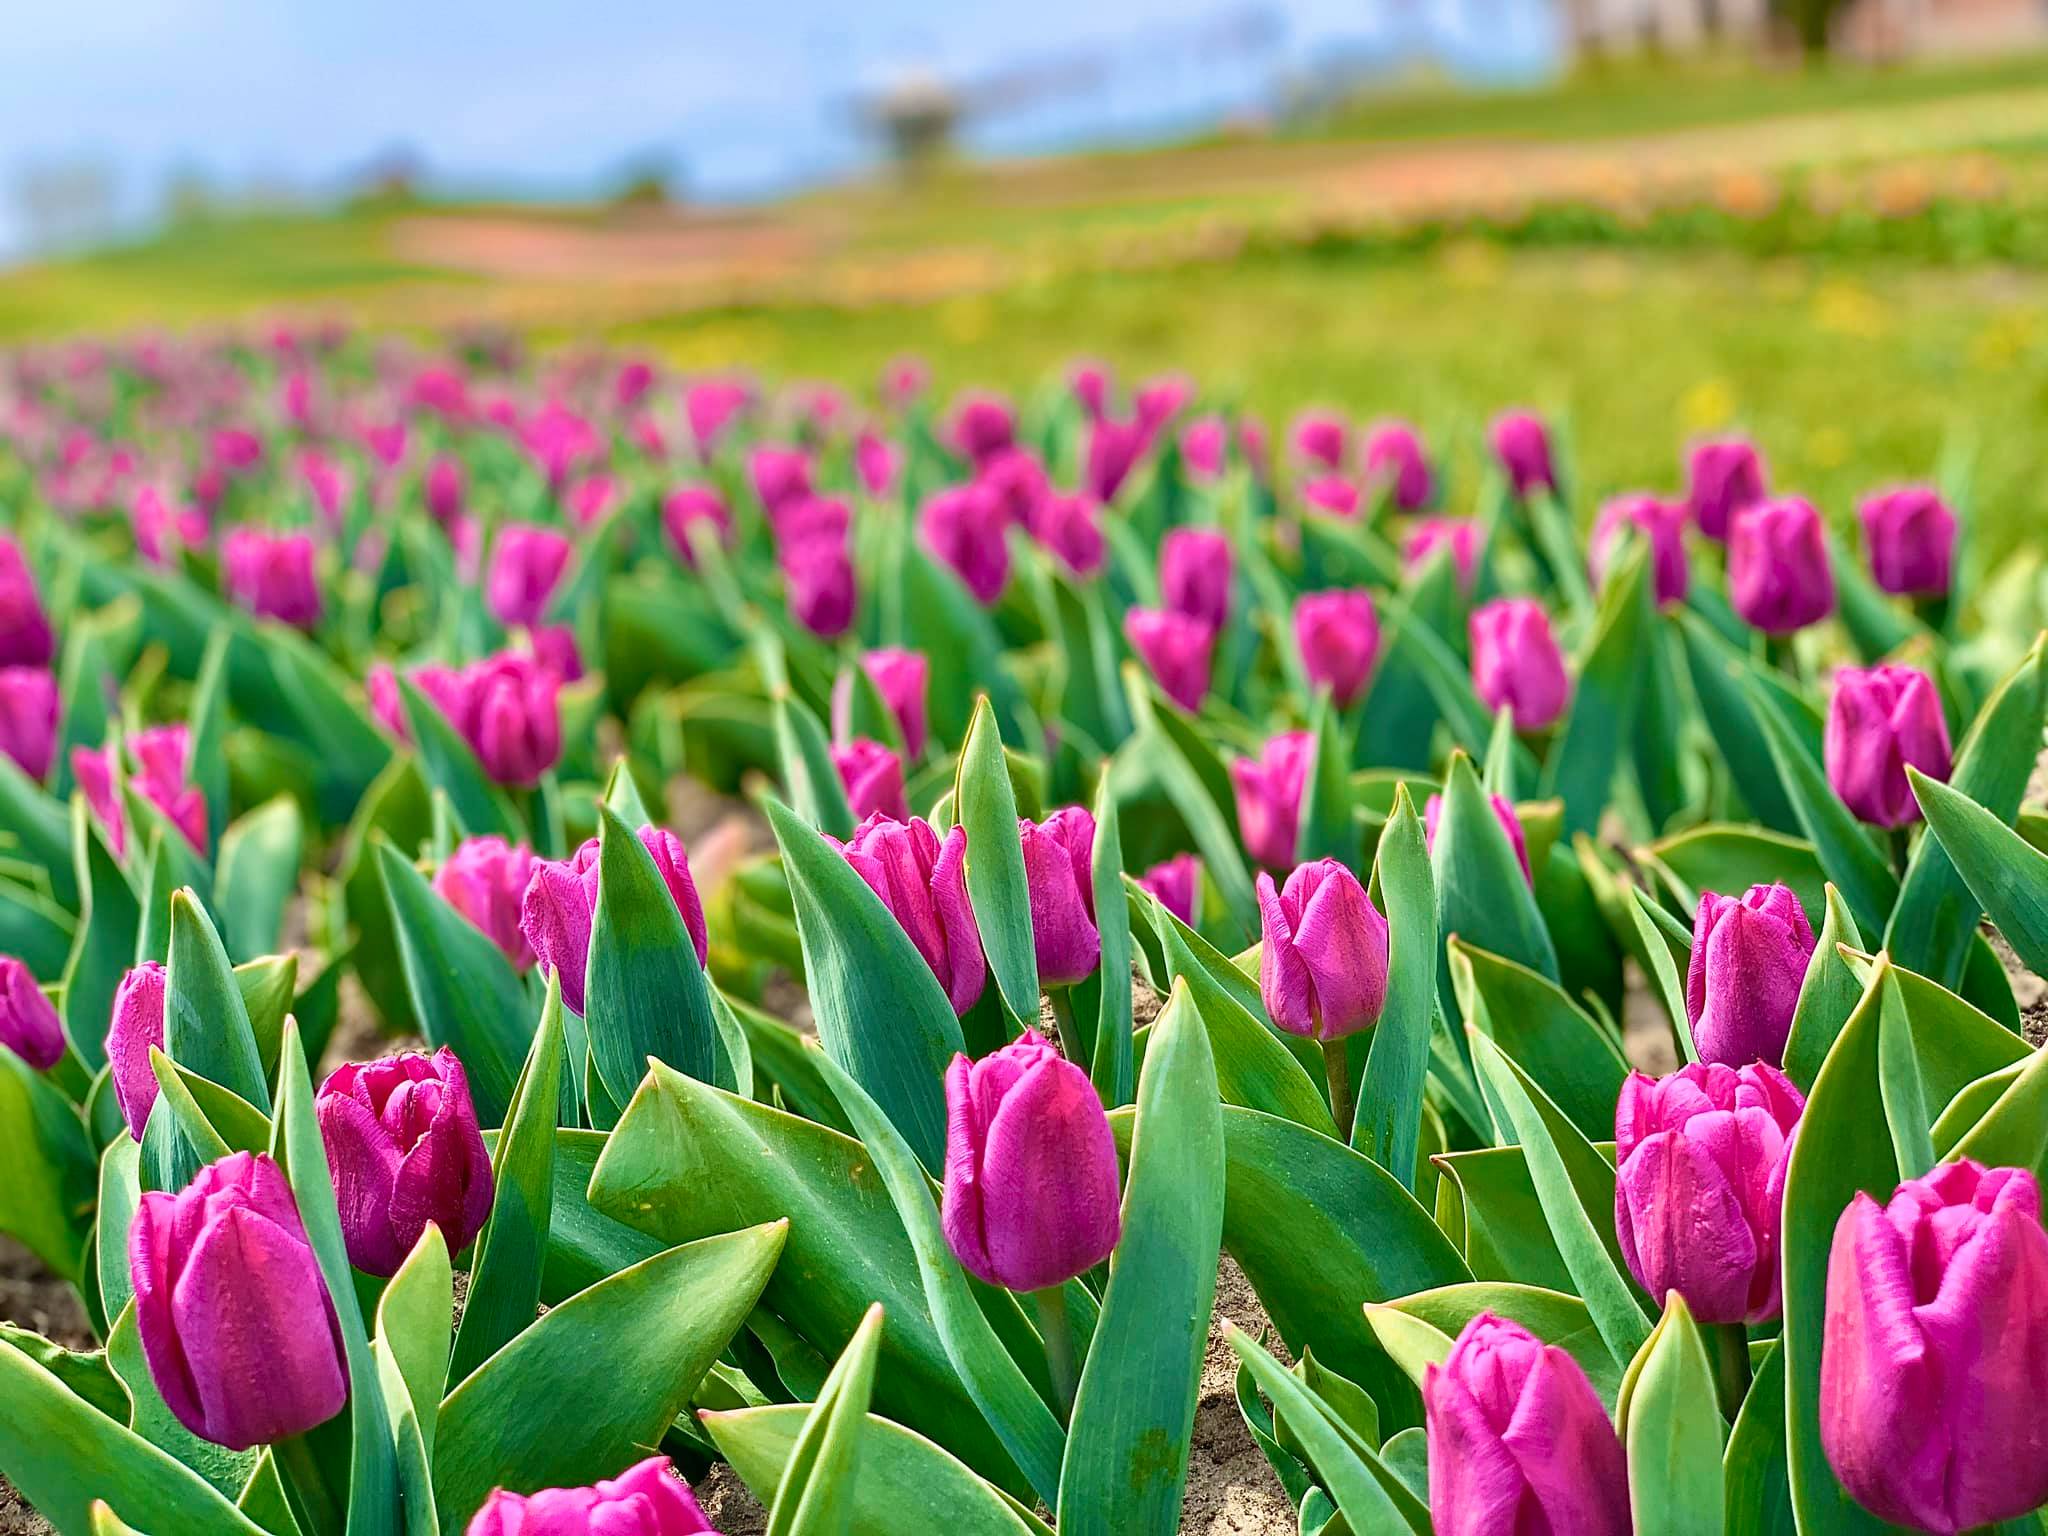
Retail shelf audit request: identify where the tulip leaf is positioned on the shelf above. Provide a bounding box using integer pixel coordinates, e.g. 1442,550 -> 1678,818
376,1224 -> 451,1463
1644,824 -> 1829,931
1293,690 -> 1359,868
1430,1145 -> 1575,1293
1617,1293 -> 1726,1536
0,1043 -> 92,1297
1884,960 -> 2031,1114
105,1299 -> 257,1498
1782,885 -> 1864,1093
1946,1041 -> 2048,1189
0,1336 -> 270,1536
432,1223 -> 787,1535
894,539 -> 1022,751
1778,965 -> 1901,1536
449,973 -> 564,1387
1117,662 -> 1257,938
1884,637 -> 2046,988
52,606 -> 118,801
1354,786 -> 1436,1184
63,806 -> 141,1074
1542,540 -> 1650,838
1434,754 -> 1558,1037
1722,1342 -> 1795,1536
374,839 -> 529,1125
765,796 -> 964,1173
162,891 -> 269,1112
1367,1282 -> 1623,1410
186,631 -> 231,855
212,796 -> 303,962
0,872 -> 72,980
763,1302 -> 884,1536
1060,980 -> 1224,1534
1467,1030 -> 1651,1365
395,675 -> 515,841
774,689 -> 856,839
956,697 -> 1040,1030
1671,611 -> 1802,836
1088,777 -> 1134,1106
1225,1327 -> 1430,1535
1043,570 -> 1131,753
586,1060 -> 1033,1491
139,1049 -> 269,1195
95,1136 -> 141,1328
264,627 -> 393,822
269,1019 -> 401,1536
1450,939 -> 1628,1144
1911,765 -> 2048,987
1742,673 -> 1899,940
1621,885 -> 1696,1062
703,1407 -> 1049,1536
1377,584 -> 1519,771
0,752 -> 75,906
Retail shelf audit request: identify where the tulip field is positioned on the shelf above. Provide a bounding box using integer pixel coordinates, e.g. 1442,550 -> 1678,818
3,328 -> 2048,1536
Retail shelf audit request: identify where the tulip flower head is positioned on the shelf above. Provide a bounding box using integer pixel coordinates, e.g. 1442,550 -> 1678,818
1159,527 -> 1232,632
1591,493 -> 1690,607
1293,590 -> 1380,708
1728,497 -> 1835,635
1137,853 -> 1201,927
1858,486 -> 1956,598
686,379 -> 751,458
748,444 -> 813,527
485,524 -> 573,629
947,392 -> 1016,468
1825,664 -> 1952,829
1084,415 -> 1150,504
1469,598 -> 1570,732
855,428 -> 901,500
424,456 -> 465,525
1363,419 -> 1433,512
1180,415 -> 1227,481
1614,1060 -> 1805,1324
1488,409 -> 1557,500
222,527 -> 323,629
831,813 -> 985,1015
0,666 -> 57,782
832,647 -> 930,759
465,653 -> 563,787
1424,1312 -> 1629,1536
920,484 -> 1010,606
1020,808 -> 1099,987
1686,436 -> 1768,542
783,537 -> 856,639
1231,730 -> 1313,870
1404,518 -> 1483,594
1300,476 -> 1362,520
941,1031 -> 1122,1293
107,961 -> 167,1140
0,534 -> 55,669
832,737 -> 908,823
1821,1160 -> 2048,1535
660,486 -> 732,567
465,1456 -> 719,1536
0,956 -> 64,1070
1686,883 -> 1816,1068
1031,491 -> 1107,580
1256,858 -> 1389,1042
1070,361 -> 1113,419
129,1151 -> 348,1450
976,448 -> 1050,529
1291,410 -> 1350,472
434,836 -> 540,967
519,826 -> 709,1014
1124,606 -> 1215,714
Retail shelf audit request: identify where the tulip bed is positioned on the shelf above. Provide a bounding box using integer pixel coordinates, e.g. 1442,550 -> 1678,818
3,334 -> 2048,1536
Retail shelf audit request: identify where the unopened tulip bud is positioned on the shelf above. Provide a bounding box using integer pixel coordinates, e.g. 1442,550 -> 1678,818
1686,436 -> 1768,542
832,737 -> 907,823
832,647 -> 929,758
1137,853 -> 1201,927
1031,491 -> 1107,580
130,724 -> 208,853
1084,416 -> 1148,504
1293,590 -> 1379,708
1301,477 -> 1361,520
434,836 -> 539,967
485,524 -> 572,629
976,449 -> 1049,529
1404,518 -> 1483,593
0,956 -> 64,1070
1020,808 -> 1099,987
748,444 -> 813,526
1858,486 -> 1956,598
1256,859 -> 1389,1042
1728,498 -> 1835,635
466,654 -> 561,787
855,429 -> 900,500
1159,527 -> 1231,632
1488,409 -> 1556,500
1825,664 -> 1952,829
107,961 -> 166,1140
946,393 -> 1016,468
1291,410 -> 1349,472
686,379 -> 750,458
920,485 -> 1010,606
424,455 -> 465,525
830,814 -> 985,1015
1069,361 -> 1112,420
783,538 -> 856,639
1363,420 -> 1432,511
0,666 -> 57,782
660,486 -> 732,567
465,1456 -> 719,1536
1124,607 -> 1214,714
0,534 -> 54,669
1231,730 -> 1312,870
519,826 -> 708,1015
222,527 -> 322,629
1687,883 -> 1816,1068
1180,415 -> 1227,481
1591,493 -> 1690,607
1469,598 -> 1569,732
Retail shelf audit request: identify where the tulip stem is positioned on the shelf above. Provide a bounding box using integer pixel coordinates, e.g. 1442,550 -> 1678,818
1890,824 -> 1914,877
1033,1284 -> 1081,1426
1710,1323 -> 1752,1423
1321,1040 -> 1356,1143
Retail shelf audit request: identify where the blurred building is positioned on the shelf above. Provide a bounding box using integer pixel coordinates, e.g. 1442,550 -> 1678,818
1834,0 -> 2048,55
1561,0 -> 1765,51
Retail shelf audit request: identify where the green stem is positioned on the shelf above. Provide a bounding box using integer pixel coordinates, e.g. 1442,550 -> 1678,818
1890,824 -> 1915,878
1710,1323 -> 1753,1424
272,1431 -> 344,1536
1322,1039 -> 1356,1144
1045,986 -> 1075,1054
1033,1284 -> 1081,1426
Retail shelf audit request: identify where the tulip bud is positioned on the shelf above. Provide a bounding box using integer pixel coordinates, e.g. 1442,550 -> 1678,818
919,485 -> 1010,606
1363,420 -> 1433,512
107,961 -> 167,1140
660,486 -> 732,567
1134,374 -> 1192,435
519,826 -> 709,1014
1685,436 -> 1768,542
1591,493 -> 1690,607
1159,528 -> 1232,632
1686,883 -> 1816,1068
1821,1160 -> 2048,1534
1256,859 -> 1389,1041
465,1455 -> 718,1536
831,814 -> 985,1015
0,956 -> 64,1070
1291,410 -> 1349,472
1030,491 -> 1107,580
1404,518 -> 1483,594
1825,664 -> 1953,829
466,654 -> 562,787
1423,791 -> 1530,883
742,445 -> 809,529
1728,498 -> 1835,635
0,535 -> 54,669
1293,590 -> 1379,708
129,1151 -> 348,1450
1084,416 -> 1148,504
434,836 -> 539,967
1123,607 -> 1215,714
1488,409 -> 1556,500
524,625 -> 582,684
832,737 -> 907,823
1469,598 -> 1570,732
1858,486 -> 1956,598
1300,477 -> 1361,520
855,429 -> 900,500
0,666 -> 57,782
947,393 -> 1015,468
424,455 -> 465,525
783,538 -> 856,640
832,647 -> 929,759
686,380 -> 750,458
485,524 -> 573,629
941,1031 -> 1121,1293
1231,730 -> 1313,870
113,724 -> 206,854
1069,361 -> 1112,420
317,1047 -> 495,1277
883,355 -> 928,411
1180,415 -> 1227,481
976,449 -> 1049,529
1020,808 -> 1099,987
221,527 -> 323,630
1424,1312 -> 1629,1536
1137,853 -> 1201,927
1614,1061 -> 1805,1324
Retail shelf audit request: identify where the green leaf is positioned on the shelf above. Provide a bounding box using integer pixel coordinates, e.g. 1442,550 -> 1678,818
163,891 -> 269,1112
235,954 -> 299,1085
375,1224 -> 452,1462
449,973 -> 564,1386
213,797 -> 303,961
1060,981 -> 1224,1534
1354,787 -> 1435,1183
96,1138 -> 141,1330
585,805 -> 722,1105
185,632 -> 231,854
1645,824 -> 1828,933
432,1224 -> 786,1535
374,840 -> 530,1125
956,698 -> 1039,1028
1543,541 -> 1650,838
1885,638 -> 2046,988
1672,611 -> 1801,836
0,1336 -> 268,1536
1367,1282 -> 1622,1410
1467,1030 -> 1650,1366
765,796 -> 965,1173
767,1303 -> 884,1536
1911,765 -> 2048,985
63,808 -> 141,1074
1088,778 -> 1134,1106
396,676 -> 514,840
106,1300 -> 256,1498
775,690 -> 856,839
1620,885 -> 1696,1063
1293,691 -> 1358,867
1723,1343 -> 1796,1536
1116,664 -> 1257,937
0,752 -> 75,907
1430,1146 -> 1574,1293
704,1407 -> 1048,1536
1947,1042 -> 2048,1187
1450,939 -> 1628,1144
1618,1293 -> 1725,1536
1434,753 -> 1558,1023
1783,886 -> 1865,1093
0,1046 -> 95,1284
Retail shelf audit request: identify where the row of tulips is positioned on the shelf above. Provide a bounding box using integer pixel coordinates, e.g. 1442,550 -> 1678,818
0,330 -> 2046,1536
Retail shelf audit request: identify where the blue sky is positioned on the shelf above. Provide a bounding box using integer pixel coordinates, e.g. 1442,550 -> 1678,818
0,1 -> 1558,252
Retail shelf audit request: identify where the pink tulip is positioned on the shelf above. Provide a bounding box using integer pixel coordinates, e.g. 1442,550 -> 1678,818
1469,599 -> 1569,732
433,836 -> 540,967
1686,437 -> 1768,542
1020,807 -> 1099,987
1257,859 -> 1389,1041
1231,730 -> 1313,870
1825,664 -> 1952,829
830,814 -> 985,1015
1124,607 -> 1215,714
1293,590 -> 1379,708
1591,493 -> 1690,607
832,737 -> 907,823
1859,486 -> 1956,598
1137,853 -> 1201,927
0,956 -> 65,1070
465,1456 -> 718,1536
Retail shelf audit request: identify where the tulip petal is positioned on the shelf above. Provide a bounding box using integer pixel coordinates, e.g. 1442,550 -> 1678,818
1424,1368 -> 1530,1536
975,1054 -> 1122,1292
1613,1130 -> 1757,1325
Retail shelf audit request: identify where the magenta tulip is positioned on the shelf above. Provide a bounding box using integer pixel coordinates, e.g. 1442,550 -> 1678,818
1424,1312 -> 1629,1536
782,535 -> 856,639
1404,518 -> 1483,593
0,536 -> 54,668
107,961 -> 166,1140
1363,420 -> 1432,511
1591,493 -> 1690,607
831,814 -> 985,1015
519,826 -> 708,1014
1825,664 -> 1952,829
748,444 -> 813,527
832,647 -> 930,759
222,527 -> 322,629
1124,607 -> 1215,714
941,1031 -> 1121,1293
466,654 -> 562,787
1469,599 -> 1570,732
485,524 -> 572,629
1256,858 -> 1389,1042
947,393 -> 1016,468
1728,498 -> 1835,635
1231,730 -> 1313,870
1859,486 -> 1956,598
977,448 -> 1049,529
1301,476 -> 1362,520
1070,361 -> 1112,420
1686,436 -> 1768,542
1424,791 -> 1530,884
1020,808 -> 1099,987
1291,410 -> 1349,471
1159,527 -> 1232,632
1031,491 -> 1107,580
1687,883 -> 1816,1068
0,666 -> 57,782
424,456 -> 465,525
832,737 -> 907,823
434,836 -> 539,968
465,1456 -> 718,1536
1615,1060 -> 1805,1324
1488,409 -> 1557,500
855,429 -> 900,500
1084,415 -> 1149,504
1822,1161 -> 2048,1534
660,486 -> 732,567
686,379 -> 751,458
0,956 -> 64,1070
1293,590 -> 1379,707
1180,415 -> 1227,481
129,1151 -> 348,1450
1137,853 -> 1201,927
920,485 -> 1010,606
